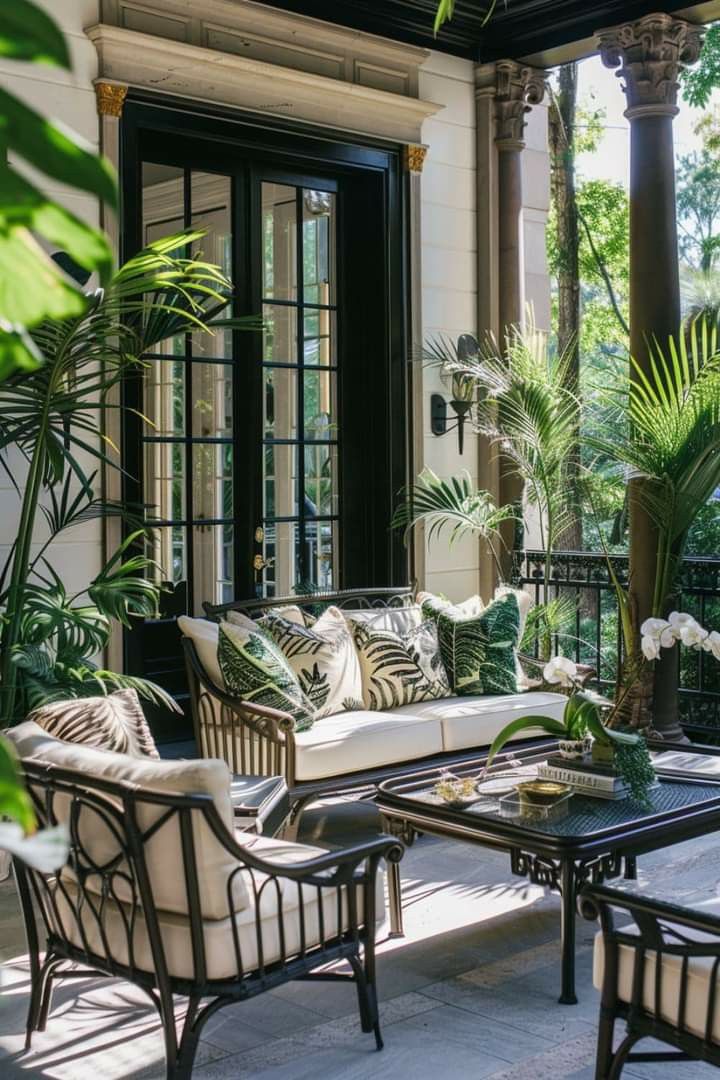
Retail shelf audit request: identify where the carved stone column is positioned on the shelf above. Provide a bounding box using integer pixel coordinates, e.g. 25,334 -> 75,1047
494,61 -> 547,336
598,14 -> 703,739
477,60 -> 547,579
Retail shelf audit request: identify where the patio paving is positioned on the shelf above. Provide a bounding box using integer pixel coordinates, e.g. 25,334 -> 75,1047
0,814 -> 719,1079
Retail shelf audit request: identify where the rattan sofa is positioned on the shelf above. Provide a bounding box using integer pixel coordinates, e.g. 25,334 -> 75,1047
182,588 -> 568,804
581,883 -> 720,1078
7,724 -> 399,1079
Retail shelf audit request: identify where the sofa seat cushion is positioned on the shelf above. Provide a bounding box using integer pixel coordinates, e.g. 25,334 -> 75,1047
293,709 -> 444,782
593,916 -> 720,1043
52,837 -> 384,982
5,721 -> 244,920
390,692 -> 567,753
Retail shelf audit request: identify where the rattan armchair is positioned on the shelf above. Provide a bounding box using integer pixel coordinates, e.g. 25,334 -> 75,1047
13,759 -> 400,1079
580,882 -> 720,1079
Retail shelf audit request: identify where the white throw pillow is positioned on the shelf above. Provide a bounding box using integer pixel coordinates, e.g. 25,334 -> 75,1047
178,615 -> 224,688
351,619 -> 450,711
261,606 -> 364,717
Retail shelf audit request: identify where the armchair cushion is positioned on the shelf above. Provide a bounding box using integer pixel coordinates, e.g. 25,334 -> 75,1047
27,689 -> 159,759
593,912 -> 720,1042
5,721 -> 248,920
51,831 -> 384,981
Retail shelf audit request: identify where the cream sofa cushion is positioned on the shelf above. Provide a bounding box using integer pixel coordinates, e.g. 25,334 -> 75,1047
178,615 -> 224,688
293,709 -> 444,782
50,830 -> 384,982
593,913 -> 720,1042
390,692 -> 567,753
342,605 -> 422,635
5,721 -> 244,919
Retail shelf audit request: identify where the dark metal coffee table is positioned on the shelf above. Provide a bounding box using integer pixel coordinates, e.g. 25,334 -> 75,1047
376,742 -> 720,1005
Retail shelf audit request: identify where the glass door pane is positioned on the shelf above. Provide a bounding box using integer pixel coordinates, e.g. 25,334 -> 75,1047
141,164 -> 235,614
260,181 -> 339,597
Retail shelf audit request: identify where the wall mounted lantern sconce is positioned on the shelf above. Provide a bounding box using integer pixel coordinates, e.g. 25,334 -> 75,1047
430,394 -> 473,455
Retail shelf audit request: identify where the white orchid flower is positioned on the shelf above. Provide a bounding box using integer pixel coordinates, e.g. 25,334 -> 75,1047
640,617 -> 670,639
703,631 -> 720,661
680,623 -> 709,648
641,635 -> 661,661
659,627 -> 676,649
0,824 -> 69,873
668,611 -> 700,636
543,656 -> 578,688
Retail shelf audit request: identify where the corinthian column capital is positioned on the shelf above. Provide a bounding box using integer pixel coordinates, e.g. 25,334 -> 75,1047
489,60 -> 548,148
597,14 -> 704,118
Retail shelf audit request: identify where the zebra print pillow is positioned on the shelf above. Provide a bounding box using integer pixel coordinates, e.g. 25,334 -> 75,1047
351,619 -> 450,711
261,606 -> 363,717
27,689 -> 160,759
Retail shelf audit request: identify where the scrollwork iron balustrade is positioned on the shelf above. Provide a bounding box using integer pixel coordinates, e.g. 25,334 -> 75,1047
516,550 -> 720,741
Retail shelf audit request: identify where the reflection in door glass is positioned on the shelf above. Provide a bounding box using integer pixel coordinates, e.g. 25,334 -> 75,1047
141,165 -> 236,613
260,182 -> 339,598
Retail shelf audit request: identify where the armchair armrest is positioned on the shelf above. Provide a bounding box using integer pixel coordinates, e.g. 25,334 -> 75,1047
580,882 -> 720,953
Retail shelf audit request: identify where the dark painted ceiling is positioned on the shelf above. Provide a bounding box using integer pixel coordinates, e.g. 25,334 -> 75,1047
254,1 -> 701,61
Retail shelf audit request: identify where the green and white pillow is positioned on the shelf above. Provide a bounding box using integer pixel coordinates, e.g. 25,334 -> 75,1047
420,591 -> 520,696
260,606 -> 363,718
218,617 -> 315,731
352,619 -> 450,711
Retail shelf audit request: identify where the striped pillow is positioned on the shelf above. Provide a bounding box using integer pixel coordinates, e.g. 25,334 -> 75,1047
27,689 -> 159,759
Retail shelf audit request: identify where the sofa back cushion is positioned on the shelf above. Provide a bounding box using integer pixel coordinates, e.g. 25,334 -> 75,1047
28,689 -> 159,759
178,615 -> 224,688
420,591 -> 520,696
5,722 -> 249,919
342,605 -> 422,636
259,606 -> 363,717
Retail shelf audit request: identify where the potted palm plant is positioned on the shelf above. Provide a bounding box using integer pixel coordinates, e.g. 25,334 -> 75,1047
0,230 -> 253,724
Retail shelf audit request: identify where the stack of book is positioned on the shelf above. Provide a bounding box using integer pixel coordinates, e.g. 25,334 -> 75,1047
537,754 -> 629,799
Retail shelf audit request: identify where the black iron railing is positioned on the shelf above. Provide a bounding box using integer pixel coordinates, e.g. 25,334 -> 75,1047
516,550 -> 720,741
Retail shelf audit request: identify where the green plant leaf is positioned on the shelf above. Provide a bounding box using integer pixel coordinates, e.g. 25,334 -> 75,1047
487,714 -> 567,765
0,737 -> 34,832
0,225 -> 87,325
0,2 -> 70,67
0,168 -> 113,286
0,326 -> 42,380
0,88 -> 117,207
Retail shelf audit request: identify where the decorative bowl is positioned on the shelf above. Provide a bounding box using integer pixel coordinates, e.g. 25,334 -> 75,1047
516,780 -> 572,806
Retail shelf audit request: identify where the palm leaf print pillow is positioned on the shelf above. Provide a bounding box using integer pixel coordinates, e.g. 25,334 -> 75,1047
352,619 -> 450,711
218,618 -> 315,731
259,606 -> 363,717
421,591 -> 520,696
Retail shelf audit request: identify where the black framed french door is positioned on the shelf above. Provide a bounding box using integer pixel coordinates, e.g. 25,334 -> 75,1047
120,95 -> 408,735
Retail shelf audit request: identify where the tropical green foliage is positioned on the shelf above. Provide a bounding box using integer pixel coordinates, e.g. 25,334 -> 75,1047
676,113 -> 720,274
588,317 -> 720,620
0,1 -> 117,378
682,22 -> 720,109
0,230 -> 244,724
392,467 -> 514,577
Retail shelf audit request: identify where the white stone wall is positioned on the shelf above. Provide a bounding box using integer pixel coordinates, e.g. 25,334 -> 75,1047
0,0 -> 102,599
418,52 -> 481,601
417,54 -> 551,599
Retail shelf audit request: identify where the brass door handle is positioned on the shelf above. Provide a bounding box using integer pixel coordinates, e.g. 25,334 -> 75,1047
253,554 -> 274,572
